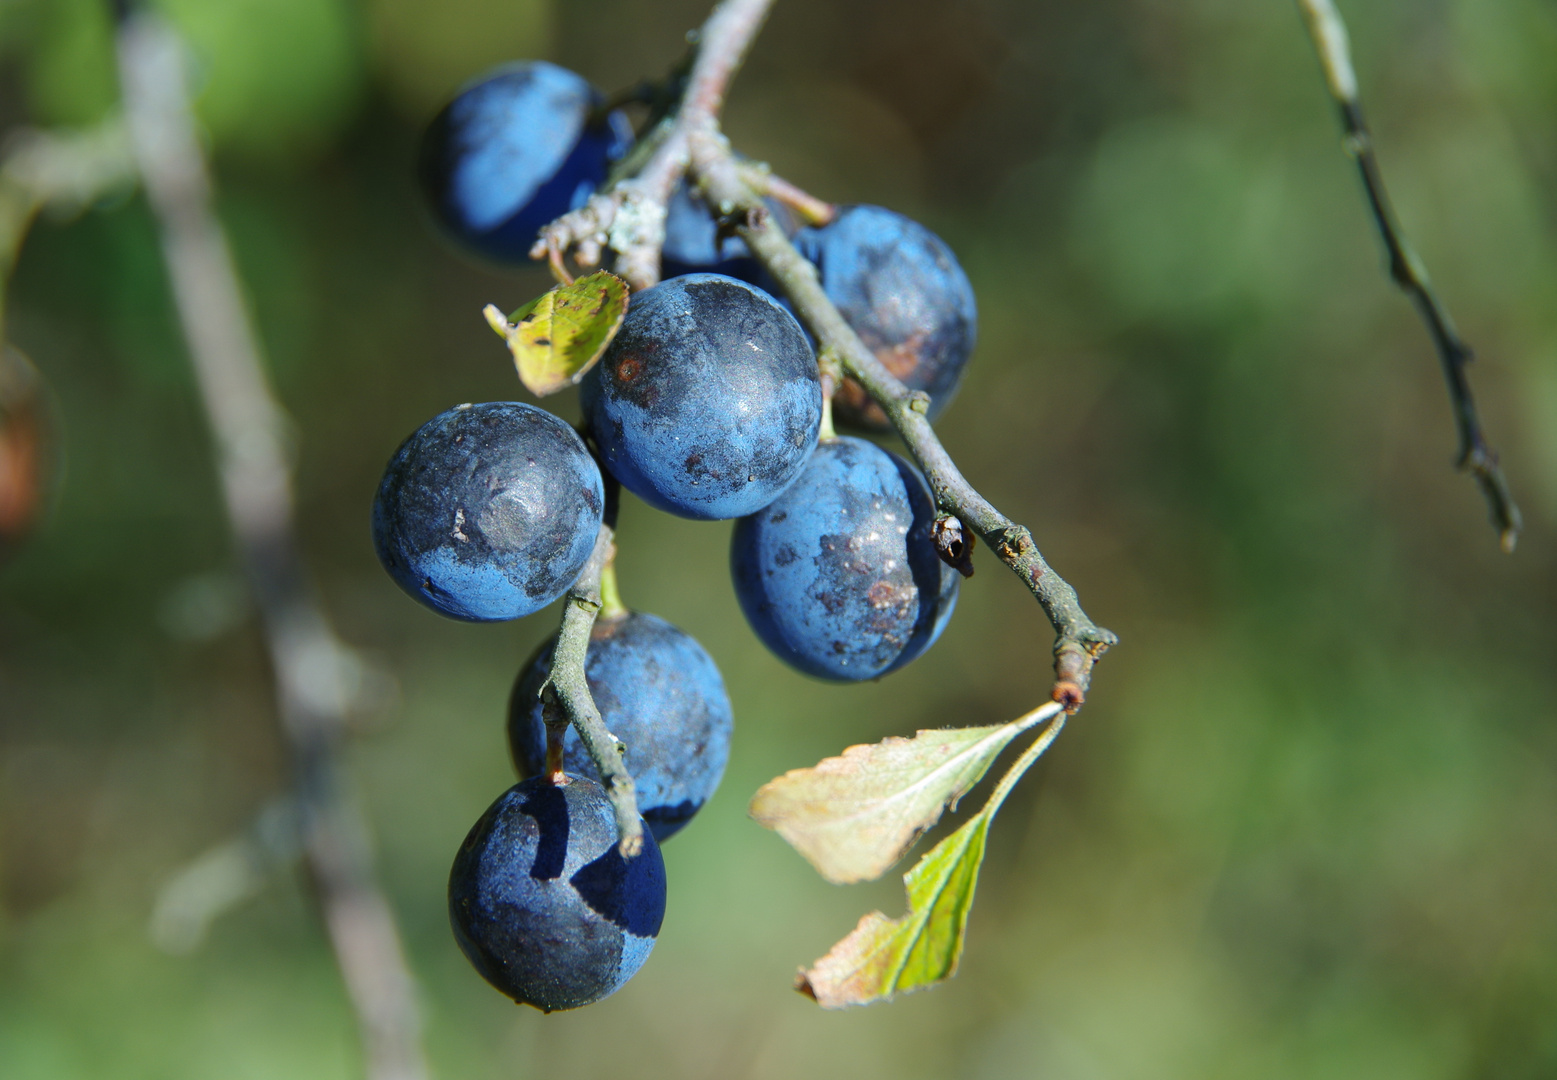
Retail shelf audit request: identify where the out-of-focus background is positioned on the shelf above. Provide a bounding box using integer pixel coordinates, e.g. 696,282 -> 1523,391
2,0 -> 1555,1076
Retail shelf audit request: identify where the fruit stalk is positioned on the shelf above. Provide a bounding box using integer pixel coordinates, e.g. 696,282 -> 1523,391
116,14 -> 430,1080
544,522 -> 646,857
689,137 -> 1117,707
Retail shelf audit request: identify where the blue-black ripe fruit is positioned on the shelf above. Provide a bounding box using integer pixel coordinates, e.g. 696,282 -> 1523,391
419,61 -> 631,263
660,181 -> 795,283
449,774 -> 666,1012
509,611 -> 733,842
794,204 -> 976,428
731,436 -> 958,681
580,273 -> 821,521
373,402 -> 602,621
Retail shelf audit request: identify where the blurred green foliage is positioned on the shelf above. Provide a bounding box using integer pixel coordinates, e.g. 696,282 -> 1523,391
6,0 -> 363,162
2,0 -> 1556,1078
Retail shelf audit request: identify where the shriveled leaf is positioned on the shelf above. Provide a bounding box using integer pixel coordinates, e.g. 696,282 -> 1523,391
483,270 -> 628,396
796,810 -> 991,1009
750,723 -> 1023,884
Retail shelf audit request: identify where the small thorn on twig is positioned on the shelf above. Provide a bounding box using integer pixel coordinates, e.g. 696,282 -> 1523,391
932,514 -> 975,578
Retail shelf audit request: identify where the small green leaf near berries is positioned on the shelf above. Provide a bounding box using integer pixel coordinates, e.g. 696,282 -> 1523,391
484,270 -> 629,397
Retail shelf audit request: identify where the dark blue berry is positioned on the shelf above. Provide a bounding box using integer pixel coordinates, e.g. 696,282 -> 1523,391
730,436 -> 958,681
580,274 -> 821,521
509,611 -> 733,841
794,205 -> 977,428
449,775 -> 666,1012
661,181 -> 796,283
372,402 -> 602,621
419,62 -> 632,263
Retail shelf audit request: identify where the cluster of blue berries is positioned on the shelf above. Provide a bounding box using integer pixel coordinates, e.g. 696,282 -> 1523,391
376,60 -> 979,1012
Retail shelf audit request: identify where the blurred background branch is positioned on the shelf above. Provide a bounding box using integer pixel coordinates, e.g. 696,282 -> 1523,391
114,11 -> 428,1080
1298,0 -> 1522,551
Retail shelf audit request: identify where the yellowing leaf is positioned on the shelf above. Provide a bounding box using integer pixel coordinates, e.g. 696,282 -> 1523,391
749,723 -> 1027,884
793,708 -> 1067,1009
797,811 -> 991,1009
483,270 -> 628,397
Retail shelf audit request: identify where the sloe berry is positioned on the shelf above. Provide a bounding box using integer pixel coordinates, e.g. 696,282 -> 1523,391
731,436 -> 958,680
419,62 -> 632,263
794,205 -> 976,428
661,181 -> 795,283
373,402 -> 602,621
509,610 -> 733,841
449,775 -> 666,1011
580,274 -> 821,521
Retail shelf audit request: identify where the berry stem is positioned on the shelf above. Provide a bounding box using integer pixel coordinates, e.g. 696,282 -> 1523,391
689,136 -> 1117,707
546,523 -> 645,856
817,344 -> 840,441
735,162 -> 836,226
598,555 -> 628,622
544,720 -> 568,782
818,391 -> 836,442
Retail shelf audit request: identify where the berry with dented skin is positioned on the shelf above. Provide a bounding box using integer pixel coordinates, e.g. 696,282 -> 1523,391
580,273 -> 821,521
419,61 -> 632,263
794,204 -> 976,428
449,775 -> 666,1011
731,436 -> 959,681
509,610 -> 733,841
372,402 -> 603,621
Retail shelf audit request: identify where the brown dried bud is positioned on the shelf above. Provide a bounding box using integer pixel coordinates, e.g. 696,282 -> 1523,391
932,514 -> 975,578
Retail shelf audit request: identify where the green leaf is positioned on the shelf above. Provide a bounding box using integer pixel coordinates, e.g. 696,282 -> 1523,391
749,723 -> 1028,884
796,809 -> 991,1009
484,270 -> 628,397
791,706 -> 1066,1009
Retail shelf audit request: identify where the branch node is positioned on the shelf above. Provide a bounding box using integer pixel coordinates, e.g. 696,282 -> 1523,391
932,514 -> 975,579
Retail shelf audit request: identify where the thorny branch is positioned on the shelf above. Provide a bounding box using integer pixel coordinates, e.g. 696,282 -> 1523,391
533,0 -> 1113,720
115,14 -> 430,1080
1298,0 -> 1521,552
695,142 -> 1116,706
543,522 -> 645,857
